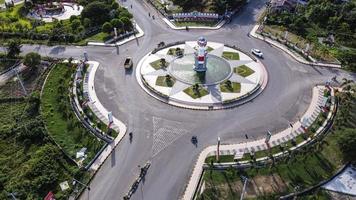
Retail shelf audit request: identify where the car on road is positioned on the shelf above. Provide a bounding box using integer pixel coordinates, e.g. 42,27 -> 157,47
251,48 -> 263,58
124,57 -> 133,69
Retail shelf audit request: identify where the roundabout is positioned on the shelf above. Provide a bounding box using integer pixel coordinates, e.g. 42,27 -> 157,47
136,37 -> 267,109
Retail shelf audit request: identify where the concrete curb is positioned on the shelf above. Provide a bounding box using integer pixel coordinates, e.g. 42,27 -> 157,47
162,18 -> 226,30
87,23 -> 144,47
249,25 -> 342,69
182,85 -> 335,200
84,61 -> 127,171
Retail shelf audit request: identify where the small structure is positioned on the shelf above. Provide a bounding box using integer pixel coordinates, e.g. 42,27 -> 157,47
268,0 -> 306,12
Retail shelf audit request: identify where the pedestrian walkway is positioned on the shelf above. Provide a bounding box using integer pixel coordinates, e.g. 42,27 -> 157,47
84,61 -> 127,171
182,85 -> 334,200
162,18 -> 226,30
250,25 -> 341,68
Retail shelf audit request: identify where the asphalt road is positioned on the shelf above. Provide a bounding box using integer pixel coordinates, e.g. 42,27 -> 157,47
8,0 -> 355,199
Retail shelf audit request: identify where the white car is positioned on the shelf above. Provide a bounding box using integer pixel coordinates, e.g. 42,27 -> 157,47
251,49 -> 263,58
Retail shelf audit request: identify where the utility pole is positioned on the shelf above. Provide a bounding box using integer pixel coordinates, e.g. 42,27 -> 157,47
72,178 -> 90,191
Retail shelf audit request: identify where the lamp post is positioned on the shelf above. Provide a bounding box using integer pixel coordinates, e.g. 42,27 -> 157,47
216,137 -> 220,162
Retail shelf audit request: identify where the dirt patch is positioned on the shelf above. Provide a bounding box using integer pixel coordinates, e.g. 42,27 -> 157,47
246,174 -> 288,197
201,173 -> 288,199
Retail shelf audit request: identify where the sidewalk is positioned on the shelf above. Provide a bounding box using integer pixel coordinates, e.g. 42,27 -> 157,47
87,23 -> 144,47
84,61 -> 127,171
162,18 -> 226,30
182,85 -> 332,200
250,25 -> 341,68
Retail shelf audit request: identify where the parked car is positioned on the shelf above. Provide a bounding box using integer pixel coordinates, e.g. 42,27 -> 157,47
124,57 -> 133,69
251,48 -> 263,58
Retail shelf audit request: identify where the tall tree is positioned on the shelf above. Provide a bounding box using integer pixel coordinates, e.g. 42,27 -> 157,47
7,39 -> 22,58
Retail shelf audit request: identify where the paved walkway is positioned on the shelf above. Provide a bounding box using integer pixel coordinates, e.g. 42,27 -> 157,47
182,85 -> 333,200
162,18 -> 226,30
250,25 -> 341,68
87,23 -> 144,47
84,61 -> 127,171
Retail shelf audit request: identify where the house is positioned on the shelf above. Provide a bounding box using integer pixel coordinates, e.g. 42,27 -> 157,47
269,0 -> 306,12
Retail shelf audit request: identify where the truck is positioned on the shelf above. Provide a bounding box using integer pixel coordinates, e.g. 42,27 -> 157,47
124,57 -> 133,69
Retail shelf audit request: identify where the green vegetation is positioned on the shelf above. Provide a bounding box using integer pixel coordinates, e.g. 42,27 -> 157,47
0,0 -> 133,44
150,59 -> 169,70
219,81 -> 240,93
265,0 -> 356,71
167,47 -> 184,56
41,63 -> 104,164
222,51 -> 240,60
155,75 -> 175,87
0,86 -> 80,199
174,21 -> 217,27
183,84 -> 209,99
234,65 -> 254,77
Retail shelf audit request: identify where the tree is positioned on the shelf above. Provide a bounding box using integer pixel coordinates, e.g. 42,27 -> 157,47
119,16 -> 133,31
110,18 -> 123,29
23,52 -> 41,72
83,18 -> 91,28
71,19 -> 81,32
102,22 -> 113,33
7,39 -> 22,58
81,2 -> 110,26
337,128 -> 356,162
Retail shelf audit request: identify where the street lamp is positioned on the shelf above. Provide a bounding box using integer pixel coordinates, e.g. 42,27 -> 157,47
72,178 -> 90,191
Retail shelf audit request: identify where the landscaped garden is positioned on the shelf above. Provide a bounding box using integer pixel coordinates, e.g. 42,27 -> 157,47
234,65 -> 254,77
184,84 -> 209,99
156,75 -> 175,87
262,0 -> 356,72
41,62 -> 104,165
150,58 -> 169,70
0,0 -> 134,44
198,84 -> 356,199
219,80 -> 240,93
222,51 -> 240,60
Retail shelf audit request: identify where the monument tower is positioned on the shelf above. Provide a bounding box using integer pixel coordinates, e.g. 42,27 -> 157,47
193,37 -> 208,72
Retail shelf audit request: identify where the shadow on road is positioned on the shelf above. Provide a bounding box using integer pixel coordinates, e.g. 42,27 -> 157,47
49,46 -> 66,55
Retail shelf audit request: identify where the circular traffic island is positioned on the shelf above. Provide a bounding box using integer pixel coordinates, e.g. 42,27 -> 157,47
136,39 -> 268,110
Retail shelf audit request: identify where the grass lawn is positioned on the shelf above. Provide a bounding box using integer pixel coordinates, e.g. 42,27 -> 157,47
222,51 -> 240,60
0,0 -> 4,4
234,65 -> 255,77
82,32 -> 111,43
183,86 -> 209,99
155,76 -> 175,87
0,4 -> 31,29
41,63 -> 104,163
167,48 -> 184,56
150,59 -> 169,70
220,81 -> 241,93
174,20 -> 218,27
